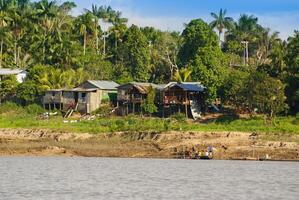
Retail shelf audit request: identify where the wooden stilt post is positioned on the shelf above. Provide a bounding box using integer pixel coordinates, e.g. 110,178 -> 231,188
185,91 -> 188,118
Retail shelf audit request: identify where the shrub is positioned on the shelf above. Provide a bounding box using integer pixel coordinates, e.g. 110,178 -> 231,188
293,113 -> 299,125
171,113 -> 187,123
25,104 -> 45,115
92,104 -> 113,116
0,102 -> 23,114
163,119 -> 171,131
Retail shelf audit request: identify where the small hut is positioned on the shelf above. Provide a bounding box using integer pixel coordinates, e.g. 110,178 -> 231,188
161,82 -> 206,119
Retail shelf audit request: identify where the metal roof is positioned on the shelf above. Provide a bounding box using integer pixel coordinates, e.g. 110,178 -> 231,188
86,80 -> 119,90
46,88 -> 97,92
176,83 -> 205,92
165,82 -> 206,92
0,68 -> 26,75
117,82 -> 161,94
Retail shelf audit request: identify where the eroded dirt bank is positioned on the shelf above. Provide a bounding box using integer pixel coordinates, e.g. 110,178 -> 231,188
0,128 -> 299,160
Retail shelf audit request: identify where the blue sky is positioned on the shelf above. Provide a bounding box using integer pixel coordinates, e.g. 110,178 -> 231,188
63,0 -> 299,39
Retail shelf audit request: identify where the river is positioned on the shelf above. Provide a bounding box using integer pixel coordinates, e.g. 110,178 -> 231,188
0,157 -> 298,200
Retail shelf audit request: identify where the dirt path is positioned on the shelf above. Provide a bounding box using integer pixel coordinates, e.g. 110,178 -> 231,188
0,128 -> 299,160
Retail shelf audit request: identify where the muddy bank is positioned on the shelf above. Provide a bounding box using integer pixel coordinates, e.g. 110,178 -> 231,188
0,128 -> 299,160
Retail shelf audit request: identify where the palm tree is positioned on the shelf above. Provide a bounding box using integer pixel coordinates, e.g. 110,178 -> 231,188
77,13 -> 93,55
210,9 -> 234,41
85,4 -> 103,54
0,6 -> 11,68
108,11 -> 127,49
256,28 -> 280,64
173,67 -> 192,83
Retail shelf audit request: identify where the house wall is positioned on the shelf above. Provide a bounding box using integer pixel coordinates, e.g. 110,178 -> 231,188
43,91 -> 63,104
62,91 -> 76,110
88,90 -> 102,113
76,90 -> 102,114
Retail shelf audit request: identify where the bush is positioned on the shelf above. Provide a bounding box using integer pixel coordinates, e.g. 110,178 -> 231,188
92,104 -> 113,116
293,113 -> 299,125
171,113 -> 187,123
0,102 -> 23,114
25,104 -> 45,115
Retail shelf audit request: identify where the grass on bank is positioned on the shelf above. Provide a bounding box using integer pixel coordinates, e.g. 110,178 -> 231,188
0,102 -> 299,134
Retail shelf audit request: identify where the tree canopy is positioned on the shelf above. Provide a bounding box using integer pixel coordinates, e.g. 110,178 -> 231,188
0,2 -> 297,115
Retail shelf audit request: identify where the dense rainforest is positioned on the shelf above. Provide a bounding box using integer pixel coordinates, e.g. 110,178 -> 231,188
0,0 -> 298,117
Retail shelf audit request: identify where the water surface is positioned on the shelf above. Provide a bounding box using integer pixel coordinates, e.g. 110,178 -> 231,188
0,157 -> 298,200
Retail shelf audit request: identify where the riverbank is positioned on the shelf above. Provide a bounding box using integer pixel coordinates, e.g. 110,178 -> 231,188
1,128 -> 298,160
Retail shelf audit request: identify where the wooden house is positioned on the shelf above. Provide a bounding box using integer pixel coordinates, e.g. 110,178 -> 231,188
42,80 -> 119,114
117,82 -> 164,115
161,82 -> 206,119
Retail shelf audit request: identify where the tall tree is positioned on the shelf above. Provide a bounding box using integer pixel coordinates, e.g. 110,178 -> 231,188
179,19 -> 228,100
118,25 -> 151,81
210,9 -> 233,41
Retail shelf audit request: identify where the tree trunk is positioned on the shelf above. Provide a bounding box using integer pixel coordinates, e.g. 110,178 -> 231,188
17,46 -> 20,67
14,41 -> 17,66
83,32 -> 86,55
0,39 -> 3,68
103,34 -> 106,56
95,21 -> 99,54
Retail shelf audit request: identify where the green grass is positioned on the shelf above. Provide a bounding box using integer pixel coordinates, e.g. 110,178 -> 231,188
0,102 -> 299,134
1,113 -> 299,134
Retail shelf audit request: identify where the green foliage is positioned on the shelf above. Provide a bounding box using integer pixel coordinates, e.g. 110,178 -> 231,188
0,1 -> 297,115
25,104 -> 44,115
171,113 -> 187,123
210,9 -> 234,39
220,68 -> 249,107
178,19 -> 219,65
118,25 -> 151,82
92,104 -> 113,116
0,102 -> 23,114
246,72 -> 287,118
16,81 -> 41,104
285,31 -> 299,113
141,86 -> 157,115
0,75 -> 19,100
178,19 -> 229,100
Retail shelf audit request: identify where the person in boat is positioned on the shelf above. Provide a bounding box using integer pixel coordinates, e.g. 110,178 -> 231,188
207,146 -> 213,156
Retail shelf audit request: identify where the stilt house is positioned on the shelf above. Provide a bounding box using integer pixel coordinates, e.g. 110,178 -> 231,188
161,82 -> 206,118
42,80 -> 119,114
116,82 -> 164,115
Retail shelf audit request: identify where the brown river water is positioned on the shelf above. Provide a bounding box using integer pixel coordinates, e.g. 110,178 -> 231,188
0,157 -> 298,200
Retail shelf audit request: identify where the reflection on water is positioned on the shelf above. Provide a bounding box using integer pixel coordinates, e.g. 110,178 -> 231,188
0,157 -> 298,200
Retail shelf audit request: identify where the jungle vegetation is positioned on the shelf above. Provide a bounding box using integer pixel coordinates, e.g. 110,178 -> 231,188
0,1 -> 298,118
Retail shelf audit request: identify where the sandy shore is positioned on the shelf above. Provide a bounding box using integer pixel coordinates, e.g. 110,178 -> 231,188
0,128 -> 299,160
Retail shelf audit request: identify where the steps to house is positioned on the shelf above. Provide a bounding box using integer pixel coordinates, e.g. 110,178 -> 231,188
190,100 -> 202,120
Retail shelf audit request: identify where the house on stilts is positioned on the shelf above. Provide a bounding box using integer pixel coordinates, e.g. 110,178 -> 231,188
116,82 -> 164,115
161,82 -> 206,119
116,82 -> 206,119
42,80 -> 119,114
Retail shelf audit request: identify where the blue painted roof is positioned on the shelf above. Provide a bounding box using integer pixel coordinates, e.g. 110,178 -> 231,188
176,83 -> 205,92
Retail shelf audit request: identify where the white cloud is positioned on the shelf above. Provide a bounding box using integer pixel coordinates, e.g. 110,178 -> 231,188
123,11 -> 299,40
72,1 -> 299,40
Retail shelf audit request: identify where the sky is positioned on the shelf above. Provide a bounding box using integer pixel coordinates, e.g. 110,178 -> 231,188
61,0 -> 299,40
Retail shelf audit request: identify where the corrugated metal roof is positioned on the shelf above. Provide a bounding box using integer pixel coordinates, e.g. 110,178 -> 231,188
87,80 -> 119,90
0,68 -> 26,75
117,82 -> 161,94
46,88 -> 97,92
176,83 -> 205,92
